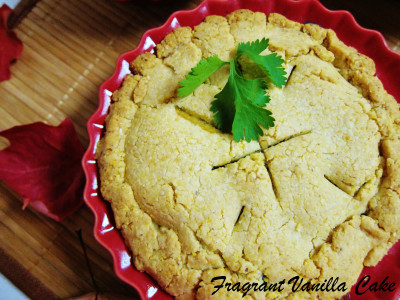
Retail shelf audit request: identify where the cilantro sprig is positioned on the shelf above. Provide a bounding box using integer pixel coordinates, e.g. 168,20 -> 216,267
178,56 -> 229,98
178,38 -> 287,142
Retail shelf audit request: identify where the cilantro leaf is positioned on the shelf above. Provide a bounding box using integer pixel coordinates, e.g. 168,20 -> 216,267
178,56 -> 229,98
178,38 -> 286,142
237,38 -> 287,88
211,60 -> 274,142
237,38 -> 270,56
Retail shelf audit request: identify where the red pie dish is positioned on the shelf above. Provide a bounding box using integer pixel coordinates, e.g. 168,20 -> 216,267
82,0 -> 400,299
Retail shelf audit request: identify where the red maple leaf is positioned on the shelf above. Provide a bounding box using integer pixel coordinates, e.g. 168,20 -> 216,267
0,119 -> 85,221
0,4 -> 23,82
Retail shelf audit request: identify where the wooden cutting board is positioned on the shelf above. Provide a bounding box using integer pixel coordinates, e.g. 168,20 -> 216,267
0,0 -> 399,299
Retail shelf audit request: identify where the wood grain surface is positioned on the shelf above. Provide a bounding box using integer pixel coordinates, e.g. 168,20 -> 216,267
0,0 -> 399,299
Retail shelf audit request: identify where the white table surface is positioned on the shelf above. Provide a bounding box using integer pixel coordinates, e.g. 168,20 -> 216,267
0,0 -> 20,9
0,273 -> 29,300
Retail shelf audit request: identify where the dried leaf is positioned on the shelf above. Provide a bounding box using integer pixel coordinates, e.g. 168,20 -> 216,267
0,4 -> 23,82
0,119 -> 85,221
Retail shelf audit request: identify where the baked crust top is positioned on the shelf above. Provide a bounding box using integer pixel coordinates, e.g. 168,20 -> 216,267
96,10 -> 400,299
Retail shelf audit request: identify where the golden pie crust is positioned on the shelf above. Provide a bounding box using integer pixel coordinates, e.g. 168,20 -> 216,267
96,10 -> 400,299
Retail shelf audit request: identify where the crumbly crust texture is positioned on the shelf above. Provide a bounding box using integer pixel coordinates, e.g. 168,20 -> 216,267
96,10 -> 400,299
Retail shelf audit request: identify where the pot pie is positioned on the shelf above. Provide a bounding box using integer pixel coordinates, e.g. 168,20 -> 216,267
96,10 -> 400,299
